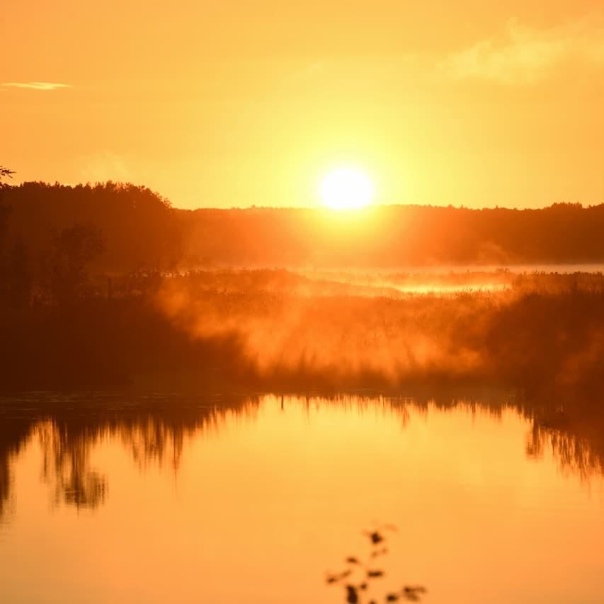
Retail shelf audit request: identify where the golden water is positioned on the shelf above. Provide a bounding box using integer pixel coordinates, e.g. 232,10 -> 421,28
0,395 -> 603,603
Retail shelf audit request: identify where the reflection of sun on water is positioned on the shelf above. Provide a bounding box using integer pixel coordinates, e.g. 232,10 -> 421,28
320,167 -> 374,210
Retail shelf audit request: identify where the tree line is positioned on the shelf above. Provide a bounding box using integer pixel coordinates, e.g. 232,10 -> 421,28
182,202 -> 604,267
2,176 -> 604,281
0,181 -> 182,308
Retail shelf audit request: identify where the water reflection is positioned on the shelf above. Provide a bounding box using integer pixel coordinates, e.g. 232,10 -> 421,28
0,409 -> 32,521
1,391 -> 604,604
1,389 -> 603,522
526,418 -> 604,480
0,393 -> 259,520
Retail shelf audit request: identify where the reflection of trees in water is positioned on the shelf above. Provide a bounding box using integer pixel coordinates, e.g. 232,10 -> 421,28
0,394 -> 259,521
526,414 -> 604,480
38,422 -> 108,510
0,391 -> 603,524
0,414 -> 34,521
0,456 -> 11,520
434,395 -> 604,481
394,390 -> 604,480
121,419 -> 185,471
293,391 -> 604,482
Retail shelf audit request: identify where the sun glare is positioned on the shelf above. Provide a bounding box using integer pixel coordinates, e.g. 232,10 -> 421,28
320,167 -> 375,210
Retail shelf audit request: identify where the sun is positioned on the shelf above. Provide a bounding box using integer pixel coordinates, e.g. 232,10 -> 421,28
320,167 -> 375,210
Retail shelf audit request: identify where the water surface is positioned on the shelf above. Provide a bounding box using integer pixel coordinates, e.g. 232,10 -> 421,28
0,393 -> 603,604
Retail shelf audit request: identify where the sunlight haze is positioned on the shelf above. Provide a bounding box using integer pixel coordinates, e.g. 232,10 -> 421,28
2,0 -> 604,208
3,4 -> 604,604
320,167 -> 375,210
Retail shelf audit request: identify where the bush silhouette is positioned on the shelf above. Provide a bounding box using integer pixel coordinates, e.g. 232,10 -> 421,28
326,526 -> 427,603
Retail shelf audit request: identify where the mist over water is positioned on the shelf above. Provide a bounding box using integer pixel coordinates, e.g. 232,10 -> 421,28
153,268 -> 604,404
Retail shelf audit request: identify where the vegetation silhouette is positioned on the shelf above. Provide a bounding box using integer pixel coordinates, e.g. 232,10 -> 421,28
326,526 -> 427,603
0,182 -> 181,274
3,181 -> 604,269
40,222 -> 105,304
181,202 -> 604,267
1,234 -> 604,403
0,166 -> 15,181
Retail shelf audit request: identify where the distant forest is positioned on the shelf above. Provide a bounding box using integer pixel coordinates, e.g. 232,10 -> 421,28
1,179 -> 604,399
184,202 -> 604,267
1,181 -> 604,270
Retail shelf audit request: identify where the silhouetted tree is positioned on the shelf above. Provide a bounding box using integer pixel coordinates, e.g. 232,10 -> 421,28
0,166 -> 15,182
0,204 -> 11,251
1,239 -> 33,308
0,182 -> 183,271
0,165 -> 12,246
45,222 -> 104,303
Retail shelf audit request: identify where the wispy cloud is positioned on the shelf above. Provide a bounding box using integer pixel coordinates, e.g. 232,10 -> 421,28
438,17 -> 604,85
2,82 -> 71,91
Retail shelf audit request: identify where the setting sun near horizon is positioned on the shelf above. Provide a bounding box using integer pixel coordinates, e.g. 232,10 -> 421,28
319,167 -> 375,210
2,0 -> 604,209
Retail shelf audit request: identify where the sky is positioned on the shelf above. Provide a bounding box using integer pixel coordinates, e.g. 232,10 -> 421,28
2,0 -> 604,209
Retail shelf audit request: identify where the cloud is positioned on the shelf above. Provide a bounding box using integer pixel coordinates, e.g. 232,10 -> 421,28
438,17 -> 604,85
2,82 -> 71,91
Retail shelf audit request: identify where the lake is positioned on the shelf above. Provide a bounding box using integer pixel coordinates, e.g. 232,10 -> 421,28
1,392 -> 603,604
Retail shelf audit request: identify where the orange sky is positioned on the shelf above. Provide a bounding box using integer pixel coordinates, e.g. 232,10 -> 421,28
2,0 -> 604,209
